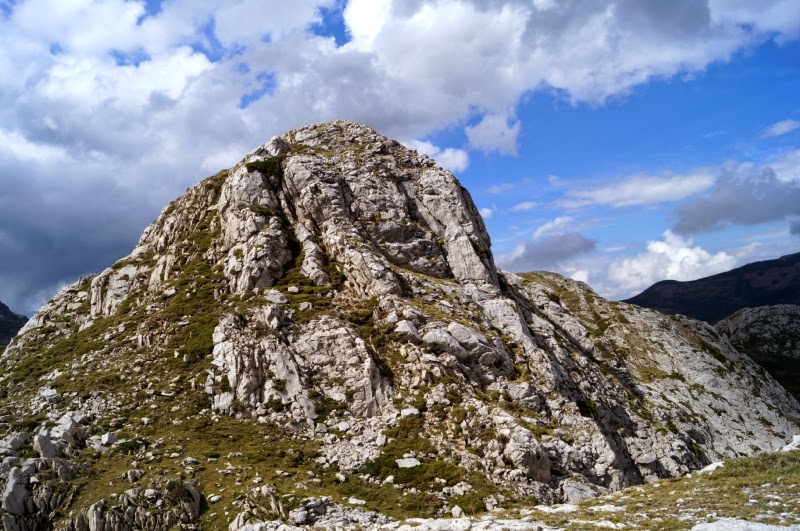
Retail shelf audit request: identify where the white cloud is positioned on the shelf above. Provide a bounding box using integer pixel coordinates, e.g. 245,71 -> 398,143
607,230 -> 737,295
769,148 -> 800,183
1,0 -> 799,312
487,183 -> 514,194
559,170 -> 716,208
533,216 -> 574,238
465,113 -> 521,155
437,148 -> 470,173
479,207 -> 493,219
511,201 -> 537,212
568,269 -> 591,284
763,119 -> 800,137
401,139 -> 469,172
342,0 -> 392,51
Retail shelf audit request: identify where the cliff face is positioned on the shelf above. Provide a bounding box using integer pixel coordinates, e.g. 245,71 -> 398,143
2,121 -> 798,530
717,304 -> 800,401
0,300 -> 26,346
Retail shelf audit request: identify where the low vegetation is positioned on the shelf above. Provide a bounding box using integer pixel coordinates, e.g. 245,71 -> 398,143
529,450 -> 800,530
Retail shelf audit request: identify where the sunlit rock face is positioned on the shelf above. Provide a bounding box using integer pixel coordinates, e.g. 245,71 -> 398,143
2,121 -> 799,530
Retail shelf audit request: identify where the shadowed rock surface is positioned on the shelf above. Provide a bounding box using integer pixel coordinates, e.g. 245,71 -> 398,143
1,121 -> 798,530
717,304 -> 800,401
0,301 -> 26,347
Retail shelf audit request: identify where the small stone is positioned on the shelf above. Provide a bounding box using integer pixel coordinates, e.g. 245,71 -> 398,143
395,320 -> 422,344
208,494 -> 222,503
451,505 -> 463,518
335,473 -> 347,482
400,407 -> 420,418
264,290 -> 288,304
141,417 -> 153,426
287,286 -> 300,294
396,458 -> 421,468
289,508 -> 309,524
33,434 -> 60,458
299,302 -> 313,311
101,432 -> 117,446
348,497 -> 366,505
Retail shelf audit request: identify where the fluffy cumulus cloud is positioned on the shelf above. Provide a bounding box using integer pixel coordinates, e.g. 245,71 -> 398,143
1,0 -> 799,313
465,114 -> 521,155
401,139 -> 469,172
607,230 -> 736,295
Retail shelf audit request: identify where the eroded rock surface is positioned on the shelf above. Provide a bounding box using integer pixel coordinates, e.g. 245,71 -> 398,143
2,121 -> 799,530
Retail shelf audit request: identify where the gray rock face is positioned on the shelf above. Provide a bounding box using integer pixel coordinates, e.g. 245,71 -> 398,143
2,121 -> 799,529
210,310 -> 392,427
717,304 -> 800,360
2,467 -> 27,515
59,480 -> 203,531
715,304 -> 800,402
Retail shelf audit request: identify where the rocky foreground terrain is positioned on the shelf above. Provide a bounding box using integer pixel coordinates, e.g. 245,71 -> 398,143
625,255 -> 800,402
2,121 -> 799,530
0,300 -> 26,348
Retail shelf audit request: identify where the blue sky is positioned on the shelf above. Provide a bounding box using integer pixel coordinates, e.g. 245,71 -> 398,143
0,0 -> 799,314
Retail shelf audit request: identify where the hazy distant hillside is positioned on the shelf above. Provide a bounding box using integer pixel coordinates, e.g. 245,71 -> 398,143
624,252 -> 800,324
0,299 -> 26,346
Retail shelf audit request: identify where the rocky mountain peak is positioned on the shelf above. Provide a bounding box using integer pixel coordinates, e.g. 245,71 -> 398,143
2,121 -> 799,529
136,119 -> 498,305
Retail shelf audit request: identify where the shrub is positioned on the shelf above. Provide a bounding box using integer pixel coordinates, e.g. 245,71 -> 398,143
246,157 -> 283,177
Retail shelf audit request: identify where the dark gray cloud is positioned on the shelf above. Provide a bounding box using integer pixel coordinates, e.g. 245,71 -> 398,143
673,170 -> 800,234
616,0 -> 711,38
501,233 -> 597,272
791,220 -> 800,236
0,163 -> 160,316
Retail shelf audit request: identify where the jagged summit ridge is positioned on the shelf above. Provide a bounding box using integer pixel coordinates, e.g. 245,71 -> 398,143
2,121 -> 799,530
141,120 -> 498,301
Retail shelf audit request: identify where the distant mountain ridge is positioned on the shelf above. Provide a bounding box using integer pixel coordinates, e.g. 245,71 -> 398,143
623,252 -> 800,324
0,299 -> 26,345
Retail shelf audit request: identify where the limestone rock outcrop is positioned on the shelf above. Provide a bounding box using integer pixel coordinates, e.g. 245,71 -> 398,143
1,121 -> 798,529
717,305 -> 800,360
717,304 -> 800,401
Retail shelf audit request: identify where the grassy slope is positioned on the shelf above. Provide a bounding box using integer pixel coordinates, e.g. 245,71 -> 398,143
526,450 -> 800,530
